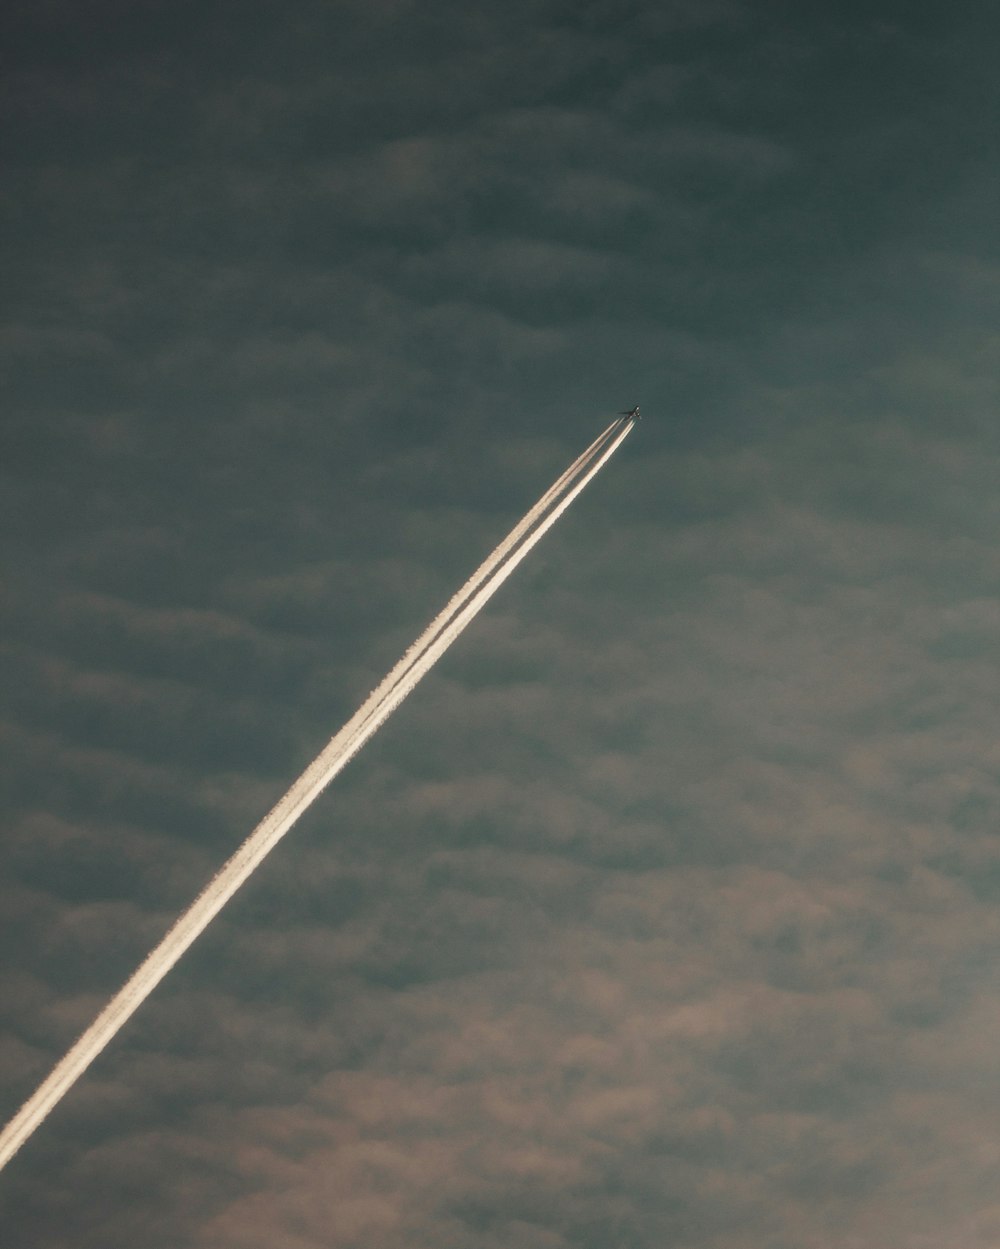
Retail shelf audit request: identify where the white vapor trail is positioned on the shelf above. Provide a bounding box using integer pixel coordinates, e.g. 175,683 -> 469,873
333,414 -> 626,762
0,415 -> 634,1172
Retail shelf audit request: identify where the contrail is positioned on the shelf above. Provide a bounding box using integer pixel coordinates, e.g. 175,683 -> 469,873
322,418 -> 634,782
0,415 -> 634,1171
333,415 -> 627,762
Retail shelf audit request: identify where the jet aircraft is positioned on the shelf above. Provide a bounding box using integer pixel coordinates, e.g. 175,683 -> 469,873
619,406 -> 640,419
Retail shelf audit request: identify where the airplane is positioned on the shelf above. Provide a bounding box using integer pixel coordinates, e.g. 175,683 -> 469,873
619,406 -> 640,419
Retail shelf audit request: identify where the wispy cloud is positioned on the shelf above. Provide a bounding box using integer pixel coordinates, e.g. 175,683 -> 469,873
4,0 -> 1000,1244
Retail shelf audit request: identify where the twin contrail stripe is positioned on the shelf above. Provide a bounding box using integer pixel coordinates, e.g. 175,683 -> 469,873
0,415 -> 634,1171
332,415 -> 627,764
326,418 -> 634,781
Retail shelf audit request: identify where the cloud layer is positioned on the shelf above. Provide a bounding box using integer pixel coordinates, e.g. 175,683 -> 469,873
3,1 -> 1000,1246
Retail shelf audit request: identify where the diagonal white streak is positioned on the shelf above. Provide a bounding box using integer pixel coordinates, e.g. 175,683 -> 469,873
0,416 -> 633,1172
331,415 -> 626,763
339,420 -> 634,762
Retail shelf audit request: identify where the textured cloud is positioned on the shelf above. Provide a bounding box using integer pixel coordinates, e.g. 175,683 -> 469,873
4,1 -> 1000,1246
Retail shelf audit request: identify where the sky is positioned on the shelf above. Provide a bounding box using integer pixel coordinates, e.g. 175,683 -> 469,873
3,1 -> 1000,1246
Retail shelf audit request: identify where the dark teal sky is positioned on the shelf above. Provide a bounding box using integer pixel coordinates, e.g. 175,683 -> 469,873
4,3 -> 1000,1246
